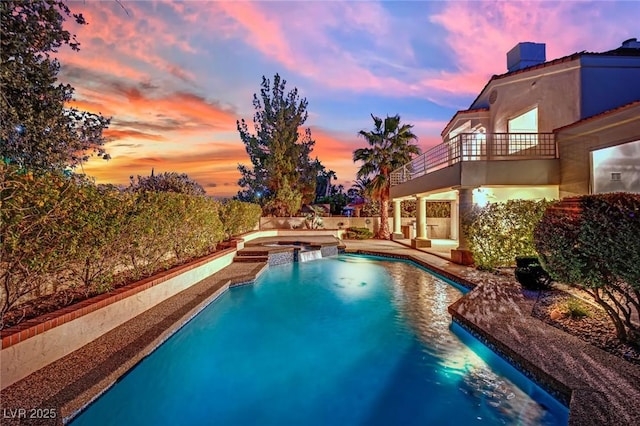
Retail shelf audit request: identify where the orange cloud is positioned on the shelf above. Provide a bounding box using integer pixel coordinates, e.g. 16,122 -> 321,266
103,129 -> 166,142
83,142 -> 250,198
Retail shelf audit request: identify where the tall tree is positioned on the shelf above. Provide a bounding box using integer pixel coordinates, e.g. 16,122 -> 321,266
236,74 -> 318,216
353,114 -> 420,239
0,0 -> 110,172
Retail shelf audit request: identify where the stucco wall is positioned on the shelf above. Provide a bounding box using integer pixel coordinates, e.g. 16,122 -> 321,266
260,217 -> 381,233
558,103 -> 640,198
461,159 -> 560,187
473,61 -> 581,133
257,217 -> 452,239
0,251 -> 236,390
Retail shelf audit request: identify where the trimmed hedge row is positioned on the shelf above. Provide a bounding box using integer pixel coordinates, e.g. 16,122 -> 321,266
0,165 -> 259,318
219,199 -> 262,241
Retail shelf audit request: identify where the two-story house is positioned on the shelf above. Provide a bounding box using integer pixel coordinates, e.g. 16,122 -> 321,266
390,39 -> 640,264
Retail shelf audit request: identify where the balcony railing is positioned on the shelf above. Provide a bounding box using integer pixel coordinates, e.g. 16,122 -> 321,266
390,132 -> 556,186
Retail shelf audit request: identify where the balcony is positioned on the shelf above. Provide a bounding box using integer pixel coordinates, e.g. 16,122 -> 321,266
390,133 -> 556,186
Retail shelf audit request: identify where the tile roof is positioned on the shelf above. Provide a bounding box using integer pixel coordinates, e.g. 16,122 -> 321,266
469,46 -> 640,109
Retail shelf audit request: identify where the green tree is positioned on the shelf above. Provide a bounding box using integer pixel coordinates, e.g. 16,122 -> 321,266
1,0 -> 110,171
535,194 -> 640,345
353,115 -> 420,238
348,177 -> 372,202
128,170 -> 206,196
236,74 -> 318,215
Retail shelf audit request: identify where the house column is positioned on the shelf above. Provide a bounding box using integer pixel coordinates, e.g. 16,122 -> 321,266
391,199 -> 403,240
451,187 -> 474,265
449,199 -> 458,240
411,196 -> 431,248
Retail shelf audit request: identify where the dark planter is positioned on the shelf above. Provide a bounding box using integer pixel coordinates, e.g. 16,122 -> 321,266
515,256 -> 552,290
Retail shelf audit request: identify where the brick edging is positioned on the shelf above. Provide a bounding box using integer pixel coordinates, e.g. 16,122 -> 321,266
0,248 -> 235,349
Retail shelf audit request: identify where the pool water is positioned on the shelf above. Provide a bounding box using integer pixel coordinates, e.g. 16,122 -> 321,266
71,255 -> 568,425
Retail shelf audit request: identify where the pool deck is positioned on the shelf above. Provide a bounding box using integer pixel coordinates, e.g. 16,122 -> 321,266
1,238 -> 639,425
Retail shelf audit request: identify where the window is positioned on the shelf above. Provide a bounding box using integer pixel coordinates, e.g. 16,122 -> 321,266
592,140 -> 640,194
508,107 -> 538,154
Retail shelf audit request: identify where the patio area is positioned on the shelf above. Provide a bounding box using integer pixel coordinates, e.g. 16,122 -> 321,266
1,236 -> 638,425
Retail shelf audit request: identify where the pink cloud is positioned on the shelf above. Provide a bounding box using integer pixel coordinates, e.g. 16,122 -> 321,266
426,0 -> 638,98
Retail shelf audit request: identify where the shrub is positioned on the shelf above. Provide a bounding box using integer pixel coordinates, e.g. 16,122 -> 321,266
0,165 -> 226,323
128,171 -> 206,196
462,199 -> 553,270
121,192 -> 224,277
1,165 -> 81,316
343,227 -> 373,239
304,205 -> 325,229
564,298 -> 591,319
551,297 -> 592,319
360,201 -> 379,217
64,183 -> 132,294
219,200 -> 262,241
535,193 -> 640,345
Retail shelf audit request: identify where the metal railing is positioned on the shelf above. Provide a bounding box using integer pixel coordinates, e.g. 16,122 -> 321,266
390,133 -> 555,186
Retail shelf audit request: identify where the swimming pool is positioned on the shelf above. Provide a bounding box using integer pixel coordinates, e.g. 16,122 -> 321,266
71,254 -> 568,425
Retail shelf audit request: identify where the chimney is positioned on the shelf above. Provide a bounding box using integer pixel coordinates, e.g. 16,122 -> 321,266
507,42 -> 546,72
621,38 -> 640,48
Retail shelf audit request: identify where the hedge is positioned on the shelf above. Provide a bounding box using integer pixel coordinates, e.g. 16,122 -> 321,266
219,199 -> 262,241
462,199 -> 553,270
0,165 -> 262,320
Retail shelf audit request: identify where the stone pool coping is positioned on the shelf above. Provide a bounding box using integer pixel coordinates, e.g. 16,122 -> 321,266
1,238 -> 639,425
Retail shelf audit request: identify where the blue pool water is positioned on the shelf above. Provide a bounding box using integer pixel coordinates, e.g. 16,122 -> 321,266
71,255 -> 568,425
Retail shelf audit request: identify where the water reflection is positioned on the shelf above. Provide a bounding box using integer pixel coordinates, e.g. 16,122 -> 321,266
381,261 -> 555,426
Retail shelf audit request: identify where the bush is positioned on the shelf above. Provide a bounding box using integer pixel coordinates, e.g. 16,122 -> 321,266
535,193 -> 640,345
564,298 -> 591,319
1,165 -> 82,315
343,227 -> 373,239
462,199 -> 553,270
0,165 -> 226,322
219,200 -> 262,241
514,256 -> 552,290
128,172 -> 206,196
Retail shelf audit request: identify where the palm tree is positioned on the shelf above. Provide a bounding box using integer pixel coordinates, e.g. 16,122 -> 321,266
348,177 -> 372,202
353,114 -> 420,239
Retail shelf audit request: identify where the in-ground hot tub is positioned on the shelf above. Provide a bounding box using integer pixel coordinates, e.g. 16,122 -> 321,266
236,237 -> 343,266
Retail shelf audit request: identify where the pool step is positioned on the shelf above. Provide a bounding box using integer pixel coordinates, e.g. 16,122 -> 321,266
233,255 -> 269,263
237,249 -> 270,256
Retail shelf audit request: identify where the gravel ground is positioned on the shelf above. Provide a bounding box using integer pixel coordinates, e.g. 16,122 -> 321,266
531,287 -> 640,366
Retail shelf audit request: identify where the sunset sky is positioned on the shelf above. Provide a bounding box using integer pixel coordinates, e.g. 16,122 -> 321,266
58,0 -> 640,198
